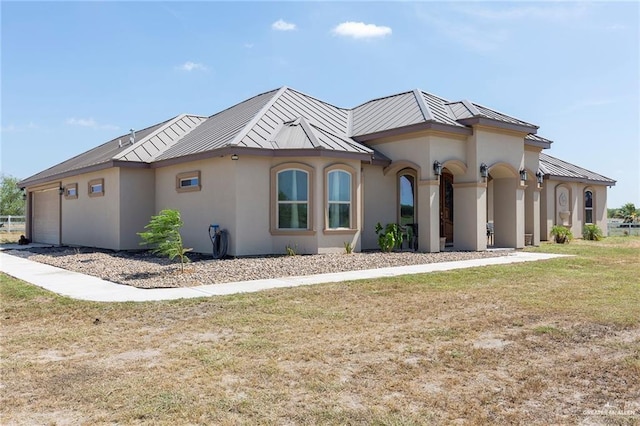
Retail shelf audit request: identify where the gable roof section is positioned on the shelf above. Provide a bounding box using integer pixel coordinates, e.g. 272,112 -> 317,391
114,114 -> 206,162
19,117 -> 181,187
447,100 -> 538,133
539,153 -> 616,185
156,87 -> 372,163
155,89 -> 279,160
21,86 -> 553,188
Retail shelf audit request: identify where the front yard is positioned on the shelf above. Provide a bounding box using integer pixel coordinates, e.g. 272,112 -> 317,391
1,238 -> 639,424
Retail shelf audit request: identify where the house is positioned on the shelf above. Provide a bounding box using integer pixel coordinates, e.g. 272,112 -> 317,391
18,86 -> 616,255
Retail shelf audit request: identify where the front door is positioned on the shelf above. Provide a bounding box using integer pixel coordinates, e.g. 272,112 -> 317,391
440,171 -> 454,244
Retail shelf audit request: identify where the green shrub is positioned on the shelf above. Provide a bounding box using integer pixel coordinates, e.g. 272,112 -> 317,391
583,224 -> 603,241
344,241 -> 353,254
375,222 -> 403,252
138,209 -> 192,272
550,225 -> 573,244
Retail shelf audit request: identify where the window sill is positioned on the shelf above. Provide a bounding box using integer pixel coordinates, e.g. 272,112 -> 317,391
270,229 -> 316,236
176,186 -> 201,193
323,228 -> 358,235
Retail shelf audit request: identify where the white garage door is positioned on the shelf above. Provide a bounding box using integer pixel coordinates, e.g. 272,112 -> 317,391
32,188 -> 60,245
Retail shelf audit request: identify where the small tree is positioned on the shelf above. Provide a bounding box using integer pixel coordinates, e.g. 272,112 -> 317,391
0,175 -> 25,216
138,209 -> 192,272
618,203 -> 638,223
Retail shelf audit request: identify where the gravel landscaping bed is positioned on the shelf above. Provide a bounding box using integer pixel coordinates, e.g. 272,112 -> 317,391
8,247 -> 511,289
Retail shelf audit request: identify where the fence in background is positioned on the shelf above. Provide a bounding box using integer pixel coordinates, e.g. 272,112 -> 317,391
607,219 -> 640,237
0,216 -> 26,233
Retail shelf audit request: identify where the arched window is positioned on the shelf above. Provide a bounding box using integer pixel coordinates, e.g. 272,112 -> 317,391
327,170 -> 351,229
584,189 -> 594,224
277,169 -> 309,229
398,170 -> 416,226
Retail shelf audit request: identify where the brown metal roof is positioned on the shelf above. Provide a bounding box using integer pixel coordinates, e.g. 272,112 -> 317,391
19,117 -> 178,186
21,86 -> 553,188
539,153 -> 616,185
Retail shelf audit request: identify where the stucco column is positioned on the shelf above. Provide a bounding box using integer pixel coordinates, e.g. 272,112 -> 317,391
524,183 -> 540,246
532,187 -> 541,246
417,180 -> 439,252
452,182 -> 487,251
493,178 -> 525,248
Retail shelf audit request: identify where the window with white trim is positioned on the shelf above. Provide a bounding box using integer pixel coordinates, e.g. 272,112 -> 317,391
327,170 -> 351,229
277,169 -> 309,229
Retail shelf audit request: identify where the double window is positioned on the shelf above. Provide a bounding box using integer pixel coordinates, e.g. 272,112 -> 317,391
270,163 -> 356,234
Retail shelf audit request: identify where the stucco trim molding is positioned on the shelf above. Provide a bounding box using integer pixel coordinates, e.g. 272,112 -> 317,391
383,160 -> 421,177
452,181 -> 487,189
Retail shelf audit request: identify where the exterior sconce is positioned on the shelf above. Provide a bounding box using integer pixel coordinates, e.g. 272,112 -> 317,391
22,189 -> 27,200
433,160 -> 442,177
536,171 -> 544,186
480,163 -> 489,180
519,169 -> 528,182
58,185 -> 65,196
230,154 -> 239,161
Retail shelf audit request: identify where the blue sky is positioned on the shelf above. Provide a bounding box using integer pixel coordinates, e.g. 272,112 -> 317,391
2,1 -> 638,207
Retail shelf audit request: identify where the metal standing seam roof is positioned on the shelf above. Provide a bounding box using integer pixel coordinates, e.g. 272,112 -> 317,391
19,118 -> 175,186
21,85 -> 554,187
155,89 -> 279,160
539,153 -> 616,185
114,114 -> 207,162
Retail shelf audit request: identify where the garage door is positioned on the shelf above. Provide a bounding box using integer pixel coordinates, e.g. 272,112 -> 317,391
32,188 -> 60,245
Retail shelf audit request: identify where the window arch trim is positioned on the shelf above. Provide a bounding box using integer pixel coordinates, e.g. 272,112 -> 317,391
323,164 -> 357,234
270,162 -> 315,235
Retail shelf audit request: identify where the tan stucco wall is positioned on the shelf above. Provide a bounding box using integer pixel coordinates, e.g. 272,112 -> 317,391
541,179 -> 610,239
362,164 -> 397,250
119,168 -> 156,249
155,157 -> 237,255
61,168 -> 120,249
155,155 -> 365,256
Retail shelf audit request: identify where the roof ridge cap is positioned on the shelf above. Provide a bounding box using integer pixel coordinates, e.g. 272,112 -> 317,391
350,90 -> 414,110
227,86 -> 289,147
461,99 -> 481,116
413,89 -> 434,122
308,121 -> 373,153
470,100 -> 539,130
297,117 -> 323,149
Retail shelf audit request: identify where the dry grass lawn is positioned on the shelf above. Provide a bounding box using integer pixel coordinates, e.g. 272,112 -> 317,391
1,237 -> 639,425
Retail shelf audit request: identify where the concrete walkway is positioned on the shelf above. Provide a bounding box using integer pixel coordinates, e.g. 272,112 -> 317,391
0,251 -> 568,303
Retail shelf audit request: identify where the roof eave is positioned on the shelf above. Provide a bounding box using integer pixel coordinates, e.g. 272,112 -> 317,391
150,146 -> 374,169
458,117 -> 538,134
19,160 -> 150,189
525,139 -> 552,149
352,121 -> 472,142
543,174 -> 616,186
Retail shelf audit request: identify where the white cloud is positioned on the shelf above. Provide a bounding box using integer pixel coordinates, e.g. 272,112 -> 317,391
272,19 -> 296,31
243,43 -> 254,49
66,117 -> 118,130
332,21 -> 392,39
1,124 -> 18,133
177,61 -> 207,72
